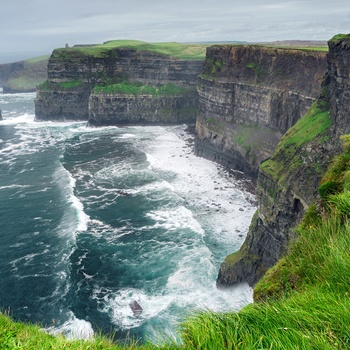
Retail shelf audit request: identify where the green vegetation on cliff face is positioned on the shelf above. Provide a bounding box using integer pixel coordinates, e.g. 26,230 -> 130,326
182,137 -> 350,349
37,80 -> 83,90
328,33 -> 350,44
53,40 -> 208,60
5,134 -> 350,349
58,80 -> 83,89
245,62 -> 266,82
3,136 -> 350,348
93,81 -> 194,96
260,96 -> 331,185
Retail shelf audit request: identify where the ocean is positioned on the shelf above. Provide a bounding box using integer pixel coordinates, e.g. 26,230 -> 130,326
0,92 -> 256,343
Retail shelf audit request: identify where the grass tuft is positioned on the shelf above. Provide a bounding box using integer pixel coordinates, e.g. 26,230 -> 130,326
93,81 -> 194,96
260,97 -> 331,184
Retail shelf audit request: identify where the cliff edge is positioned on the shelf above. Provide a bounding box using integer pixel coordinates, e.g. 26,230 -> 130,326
217,34 -> 350,287
35,42 -> 204,124
195,45 -> 327,178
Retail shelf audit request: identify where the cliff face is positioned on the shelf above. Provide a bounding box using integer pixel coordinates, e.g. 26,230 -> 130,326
35,83 -> 91,120
89,91 -> 198,125
0,59 -> 48,93
327,35 -> 350,138
46,48 -> 201,88
35,47 -> 202,124
195,46 -> 327,178
217,36 -> 350,287
0,61 -> 25,86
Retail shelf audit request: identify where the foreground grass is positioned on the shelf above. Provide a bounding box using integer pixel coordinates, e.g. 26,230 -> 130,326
181,136 -> 350,349
2,140 -> 350,349
182,290 -> 350,349
0,312 -> 178,349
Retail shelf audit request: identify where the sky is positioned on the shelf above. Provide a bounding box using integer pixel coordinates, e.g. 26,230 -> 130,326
1,0 -> 350,62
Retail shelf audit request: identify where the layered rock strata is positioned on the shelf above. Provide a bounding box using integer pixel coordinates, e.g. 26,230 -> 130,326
89,91 -> 198,125
35,48 -> 202,124
217,35 -> 350,287
195,45 -> 327,178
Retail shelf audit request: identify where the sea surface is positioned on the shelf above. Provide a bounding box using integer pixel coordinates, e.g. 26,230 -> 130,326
0,92 -> 256,343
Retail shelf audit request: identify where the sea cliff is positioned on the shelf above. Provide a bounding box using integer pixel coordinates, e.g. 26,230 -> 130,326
88,90 -> 198,125
217,35 -> 350,287
35,43 -> 203,124
195,45 -> 327,178
0,58 -> 48,93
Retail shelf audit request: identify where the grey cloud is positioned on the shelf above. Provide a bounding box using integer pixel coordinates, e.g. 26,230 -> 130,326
1,0 -> 349,58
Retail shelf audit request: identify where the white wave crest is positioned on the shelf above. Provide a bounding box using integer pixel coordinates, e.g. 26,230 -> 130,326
0,113 -> 34,125
53,165 -> 90,237
146,206 -> 205,235
92,287 -> 174,329
46,311 -> 94,340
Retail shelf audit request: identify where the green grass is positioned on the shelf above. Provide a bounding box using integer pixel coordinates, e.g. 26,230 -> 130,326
93,81 -> 194,95
205,117 -> 225,133
182,136 -> 350,349
232,124 -> 260,153
58,80 -> 83,89
4,83 -> 350,348
260,98 -> 331,184
37,80 -> 53,91
328,33 -> 350,44
298,46 -> 329,52
0,311 -> 178,350
266,45 -> 328,52
3,132 -> 350,350
181,290 -> 350,349
245,62 -> 266,81
37,80 -> 83,90
25,54 -> 50,63
53,40 -> 208,60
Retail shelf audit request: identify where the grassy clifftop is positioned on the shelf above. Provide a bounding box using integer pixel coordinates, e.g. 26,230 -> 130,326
53,40 -> 208,60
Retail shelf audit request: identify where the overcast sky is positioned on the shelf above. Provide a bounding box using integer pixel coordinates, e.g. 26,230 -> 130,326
1,0 -> 350,62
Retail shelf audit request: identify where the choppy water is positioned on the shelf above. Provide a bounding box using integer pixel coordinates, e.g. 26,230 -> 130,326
0,92 -> 256,343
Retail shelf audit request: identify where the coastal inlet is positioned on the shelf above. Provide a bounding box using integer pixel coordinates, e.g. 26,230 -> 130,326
0,92 -> 256,342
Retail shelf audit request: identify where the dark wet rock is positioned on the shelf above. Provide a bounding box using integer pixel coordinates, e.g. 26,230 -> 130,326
217,36 -> 350,287
129,300 -> 143,318
195,45 -> 327,180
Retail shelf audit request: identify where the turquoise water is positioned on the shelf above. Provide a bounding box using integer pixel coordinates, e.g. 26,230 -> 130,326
0,92 -> 256,342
